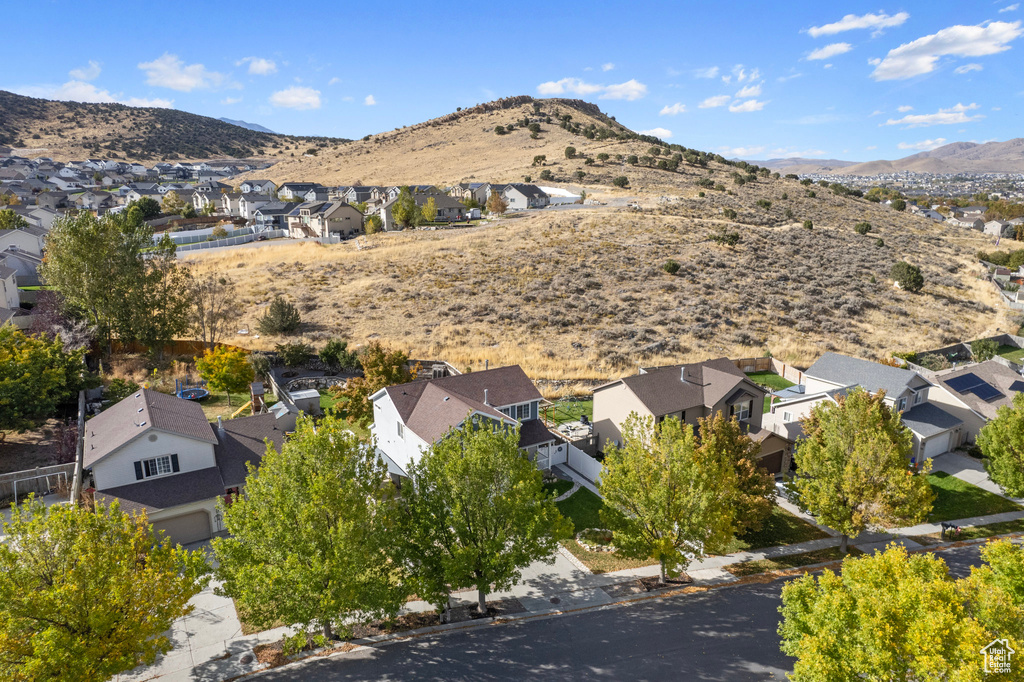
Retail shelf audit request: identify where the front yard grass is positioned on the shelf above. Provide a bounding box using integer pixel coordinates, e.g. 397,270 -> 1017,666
927,472 -> 1021,522
995,344 -> 1024,364
556,489 -> 829,574
910,517 -> 1024,545
725,546 -> 863,578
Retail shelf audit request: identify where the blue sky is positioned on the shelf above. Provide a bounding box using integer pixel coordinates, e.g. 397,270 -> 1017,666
4,1 -> 1023,161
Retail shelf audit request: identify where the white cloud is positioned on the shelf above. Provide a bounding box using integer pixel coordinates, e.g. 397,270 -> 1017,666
870,110 -> 884,116
364,94 -> 376,106
601,79 -> 647,100
138,53 -> 227,91
808,42 -> 853,60
694,66 -> 719,78
659,102 -> 687,116
536,77 -> 603,96
221,97 -> 241,105
897,138 -> 948,151
236,56 -> 277,75
865,145 -> 878,150
954,63 -> 984,74
823,63 -> 834,69
69,60 -> 101,81
870,21 -> 1023,80
639,127 -> 672,139
602,62 -> 615,71
730,65 -> 760,83
699,95 -> 731,108
735,82 -> 762,98
883,102 -> 983,128
269,86 -> 321,110
897,105 -> 914,112
328,77 -> 342,86
808,12 -> 910,38
1001,3 -> 1019,12
777,72 -> 803,82
14,80 -> 172,108
720,145 -> 765,157
729,99 -> 766,112
770,148 -> 827,158
721,75 -> 732,84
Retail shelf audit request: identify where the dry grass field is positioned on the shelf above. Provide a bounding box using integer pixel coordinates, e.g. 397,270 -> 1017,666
188,175 -> 1012,381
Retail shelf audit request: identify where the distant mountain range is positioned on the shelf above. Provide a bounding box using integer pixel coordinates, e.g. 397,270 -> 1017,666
751,139 -> 1024,176
218,118 -> 276,134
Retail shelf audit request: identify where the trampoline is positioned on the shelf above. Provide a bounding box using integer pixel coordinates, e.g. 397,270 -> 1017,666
178,387 -> 210,401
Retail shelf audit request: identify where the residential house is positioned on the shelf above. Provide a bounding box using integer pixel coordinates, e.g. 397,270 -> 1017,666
0,226 -> 46,256
370,365 -> 558,479
449,183 -> 489,206
928,362 -> 1024,443
302,187 -> 330,202
592,358 -> 790,473
254,202 -> 301,231
501,184 -> 549,210
2,248 -> 43,285
0,262 -> 20,311
285,201 -> 364,239
764,352 -> 964,461
277,183 -> 323,200
340,186 -> 377,205
125,188 -> 163,204
49,176 -> 83,192
86,389 -> 294,544
24,207 -> 59,231
220,192 -> 243,217
75,190 -> 116,212
191,190 -> 218,213
378,192 -> 467,231
35,191 -> 69,210
240,180 -> 276,195
195,180 -> 231,194
947,216 -> 985,230
238,193 -> 272,221
984,220 -> 1014,238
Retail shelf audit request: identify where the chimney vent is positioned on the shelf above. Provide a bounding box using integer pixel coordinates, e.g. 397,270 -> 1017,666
484,389 -> 489,405
217,416 -> 224,431
680,367 -> 687,383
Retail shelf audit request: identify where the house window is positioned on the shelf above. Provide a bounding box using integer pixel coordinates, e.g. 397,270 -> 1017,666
783,411 -> 792,422
730,400 -> 751,421
397,423 -> 405,439
914,392 -> 923,405
898,397 -> 908,412
514,403 -> 532,421
142,455 -> 172,478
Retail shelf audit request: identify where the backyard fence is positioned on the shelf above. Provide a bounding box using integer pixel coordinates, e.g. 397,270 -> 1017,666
0,463 -> 74,503
162,226 -> 253,245
731,357 -> 773,373
731,356 -> 806,384
175,229 -> 286,252
567,443 -> 603,484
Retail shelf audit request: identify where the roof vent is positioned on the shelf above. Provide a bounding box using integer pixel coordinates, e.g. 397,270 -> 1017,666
134,393 -> 141,398
484,389 -> 489,405
137,408 -> 144,413
680,368 -> 687,383
444,396 -> 450,402
139,421 -> 146,427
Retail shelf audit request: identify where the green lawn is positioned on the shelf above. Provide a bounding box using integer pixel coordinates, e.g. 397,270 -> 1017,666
995,344 -> 1024,364
556,487 -> 604,531
543,479 -> 575,497
544,399 -> 593,425
927,472 -> 1021,522
725,547 -> 863,578
911,517 -> 1024,545
721,505 -> 830,554
745,372 -> 795,414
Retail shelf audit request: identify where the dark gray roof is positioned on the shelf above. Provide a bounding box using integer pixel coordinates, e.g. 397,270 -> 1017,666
215,413 -> 287,488
0,263 -> 16,279
504,183 -> 548,199
95,467 -> 225,515
84,389 -> 217,467
899,402 -> 962,439
806,352 -> 923,397
518,419 -> 557,448
934,360 -> 1024,420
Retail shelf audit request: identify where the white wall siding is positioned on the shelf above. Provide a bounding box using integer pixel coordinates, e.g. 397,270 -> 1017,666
91,432 -> 216,489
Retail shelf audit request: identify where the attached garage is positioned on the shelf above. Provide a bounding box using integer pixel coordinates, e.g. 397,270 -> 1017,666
921,432 -> 952,460
153,511 -> 212,545
758,450 -> 785,475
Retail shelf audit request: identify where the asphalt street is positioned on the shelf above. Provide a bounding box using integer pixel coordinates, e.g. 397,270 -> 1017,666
253,544 -> 986,682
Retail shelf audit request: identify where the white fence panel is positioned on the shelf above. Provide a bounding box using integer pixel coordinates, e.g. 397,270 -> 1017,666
567,444 -> 603,484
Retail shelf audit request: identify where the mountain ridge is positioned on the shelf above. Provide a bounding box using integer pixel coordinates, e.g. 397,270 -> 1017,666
218,117 -> 276,134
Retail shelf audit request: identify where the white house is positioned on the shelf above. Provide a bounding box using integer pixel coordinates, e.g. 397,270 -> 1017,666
370,365 -> 557,479
501,183 -> 549,210
240,180 -> 277,195
86,389 -> 294,544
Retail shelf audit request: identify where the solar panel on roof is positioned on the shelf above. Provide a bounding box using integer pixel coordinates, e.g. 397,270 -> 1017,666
1011,381 -> 1024,393
969,383 -> 1003,402
945,373 -> 984,394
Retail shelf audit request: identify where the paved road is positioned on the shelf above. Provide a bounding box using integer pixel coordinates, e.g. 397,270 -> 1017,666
253,544 -> 985,682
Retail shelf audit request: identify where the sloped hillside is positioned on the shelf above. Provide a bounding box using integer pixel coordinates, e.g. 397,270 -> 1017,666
0,90 -> 343,161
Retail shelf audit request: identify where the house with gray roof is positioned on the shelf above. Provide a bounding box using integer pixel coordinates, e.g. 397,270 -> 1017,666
765,352 -> 964,461
501,183 -> 549,210
86,389 -> 295,545
593,358 -> 791,474
929,361 -> 1024,441
370,365 -> 557,479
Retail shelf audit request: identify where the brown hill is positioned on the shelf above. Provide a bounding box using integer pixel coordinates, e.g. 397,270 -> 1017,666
0,90 -> 345,162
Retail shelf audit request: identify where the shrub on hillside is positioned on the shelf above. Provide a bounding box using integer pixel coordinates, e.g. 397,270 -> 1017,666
854,222 -> 872,235
612,176 -> 629,188
662,260 -> 681,275
803,220 -> 813,229
257,296 -> 301,335
890,261 -> 924,293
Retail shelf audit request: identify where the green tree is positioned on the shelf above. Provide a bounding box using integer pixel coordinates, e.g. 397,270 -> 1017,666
0,498 -> 208,681
335,341 -> 412,427
160,190 -> 187,216
421,197 -> 438,223
256,295 -> 301,335
978,393 -> 1024,496
564,146 -> 577,159
201,201 -> 217,217
532,155 -> 546,166
189,274 -> 237,350
788,388 -> 934,552
599,415 -> 739,582
698,413 -> 775,535
210,225 -> 228,240
891,260 -> 924,292
399,419 -> 571,615
612,176 -> 629,188
0,326 -> 87,440
539,169 -> 553,181
214,416 -> 406,640
129,196 -> 162,220
274,341 -> 314,366
391,187 -> 420,228
575,170 -> 586,182
131,238 -> 193,358
626,155 -> 639,165
597,153 -> 609,162
971,338 -> 999,362
779,542 -> 1023,681
854,221 -> 872,235
195,345 -> 254,406
0,209 -> 28,229
319,338 -> 359,371
485,191 -> 508,215
662,259 -> 680,275
892,198 -> 907,211
364,214 -> 383,234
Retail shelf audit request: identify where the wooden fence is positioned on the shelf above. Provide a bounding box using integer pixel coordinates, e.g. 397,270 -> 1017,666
0,463 -> 74,503
107,338 -> 252,359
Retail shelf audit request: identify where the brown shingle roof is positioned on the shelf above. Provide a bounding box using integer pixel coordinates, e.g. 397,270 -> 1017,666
84,389 -> 217,468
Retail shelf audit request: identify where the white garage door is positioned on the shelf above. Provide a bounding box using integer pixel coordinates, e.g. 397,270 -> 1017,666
153,511 -> 211,545
922,432 -> 951,459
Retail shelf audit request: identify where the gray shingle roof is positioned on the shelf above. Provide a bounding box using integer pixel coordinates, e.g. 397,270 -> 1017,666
934,360 -> 1024,420
899,402 -> 963,439
84,389 -> 217,468
94,467 -> 225,514
806,352 -> 922,397
215,413 -> 287,488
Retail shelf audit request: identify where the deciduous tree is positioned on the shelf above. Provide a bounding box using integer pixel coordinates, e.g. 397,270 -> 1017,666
131,238 -> 193,359
214,417 -> 406,639
788,388 -> 934,552
485,191 -> 508,215
0,498 -> 208,681
599,415 -> 739,582
0,208 -> 28,230
698,413 -> 775,534
391,187 -> 420,228
978,393 -> 1024,497
195,345 -> 254,406
399,419 -> 571,616
421,197 -> 437,223
334,341 -> 412,427
190,275 -> 237,350
160,190 -> 187,216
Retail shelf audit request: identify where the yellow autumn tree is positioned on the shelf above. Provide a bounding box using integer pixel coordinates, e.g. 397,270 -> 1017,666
195,346 -> 254,406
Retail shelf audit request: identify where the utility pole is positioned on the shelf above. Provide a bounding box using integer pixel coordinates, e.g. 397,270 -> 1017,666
70,390 -> 85,505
